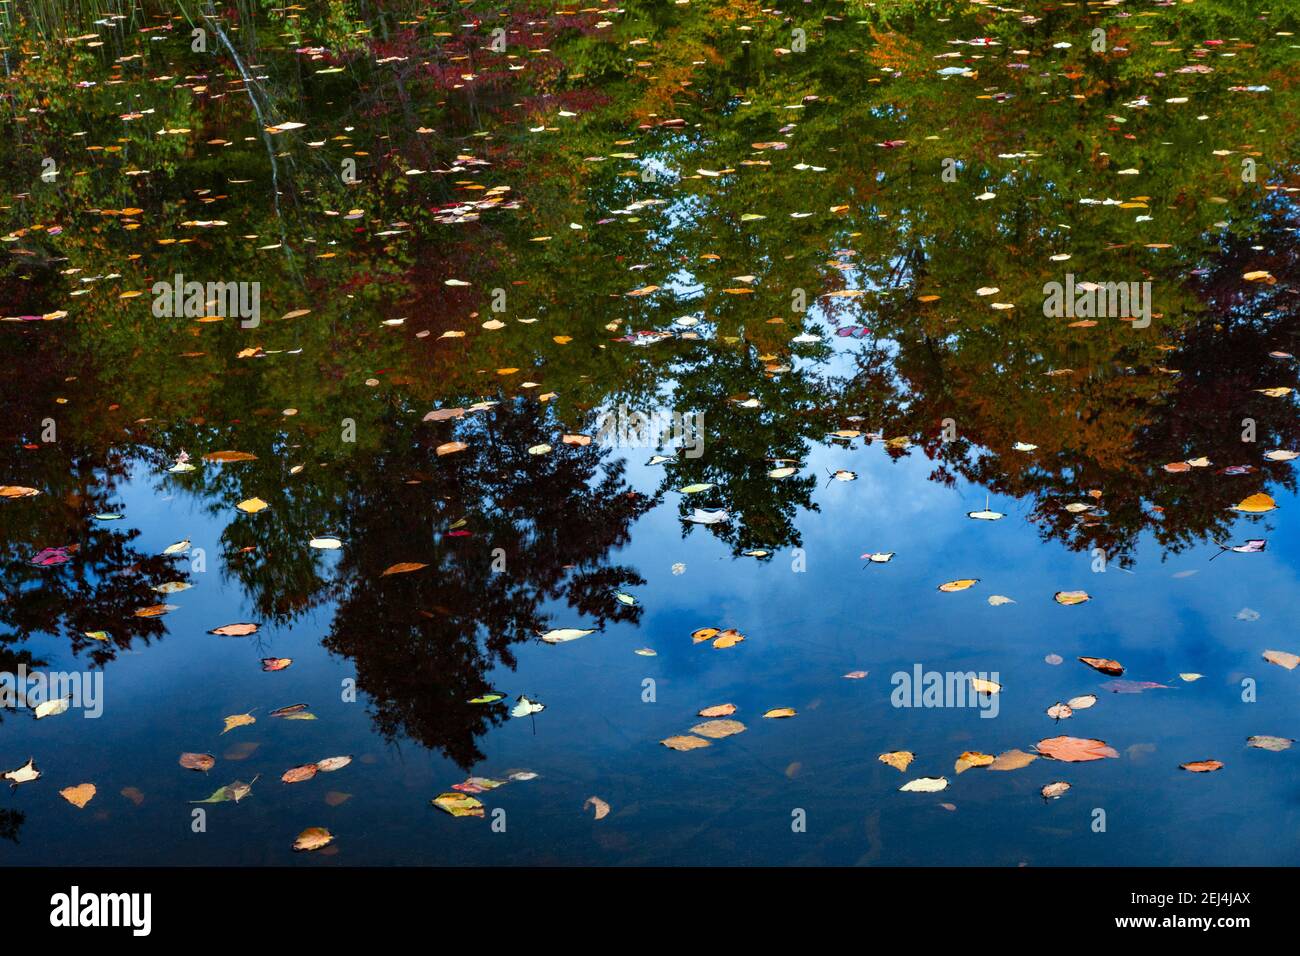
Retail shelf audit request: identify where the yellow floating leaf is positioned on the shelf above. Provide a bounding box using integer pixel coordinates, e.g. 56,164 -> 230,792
222,712 -> 256,734
59,783 -> 96,809
955,751 -> 994,773
293,827 -> 334,851
713,629 -> 745,649
879,751 -> 914,772
698,703 -> 736,717
1232,493 -> 1277,513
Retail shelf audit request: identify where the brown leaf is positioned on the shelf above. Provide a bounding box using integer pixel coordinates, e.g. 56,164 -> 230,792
660,735 -> 711,751
690,719 -> 746,739
282,764 -> 319,784
179,752 -> 215,772
381,562 -> 428,576
133,604 -> 176,618
1180,759 -> 1224,772
1036,736 -> 1119,762
423,408 -> 465,422
584,796 -> 611,820
1079,656 -> 1124,675
59,783 -> 96,809
203,450 -> 258,462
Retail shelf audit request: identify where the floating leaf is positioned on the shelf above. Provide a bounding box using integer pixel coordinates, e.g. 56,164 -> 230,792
900,776 -> 948,792
1180,760 -> 1223,773
713,629 -> 745,649
432,792 -> 484,817
3,758 -> 40,787
59,783 -> 96,809
134,604 -> 177,618
209,622 -> 259,637
191,777 -> 258,804
179,752 -> 215,772
698,704 -> 736,717
584,796 -> 611,820
34,697 -> 69,720
221,712 -> 256,734
1041,782 -> 1071,800
1054,590 -> 1090,606
1079,656 -> 1124,675
381,562 -> 428,576
955,752 -> 994,773
1262,649 -> 1300,670
938,579 -> 978,592
511,696 -> 545,718
1231,493 -> 1277,514
293,827 -> 334,851
661,735 -> 711,751
540,627 -> 596,644
282,764 -> 319,784
879,751 -> 915,772
1036,736 -> 1119,762
763,707 -> 796,718
691,719 -> 746,738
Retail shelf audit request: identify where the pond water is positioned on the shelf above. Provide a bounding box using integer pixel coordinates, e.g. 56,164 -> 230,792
1,0 -> 1298,866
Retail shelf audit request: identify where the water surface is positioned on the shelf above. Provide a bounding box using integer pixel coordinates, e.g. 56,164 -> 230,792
1,0 -> 1298,866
